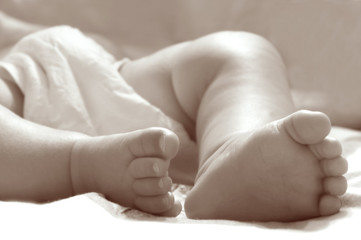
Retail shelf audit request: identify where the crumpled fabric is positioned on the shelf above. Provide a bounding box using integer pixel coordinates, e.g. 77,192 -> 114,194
0,26 -> 192,148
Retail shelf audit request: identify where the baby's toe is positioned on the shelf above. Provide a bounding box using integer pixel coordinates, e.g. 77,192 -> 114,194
129,157 -> 168,178
321,157 -> 348,177
319,195 -> 342,216
323,176 -> 347,196
282,110 -> 331,145
158,199 -> 183,217
309,137 -> 342,159
134,192 -> 175,214
133,176 -> 172,196
126,127 -> 179,160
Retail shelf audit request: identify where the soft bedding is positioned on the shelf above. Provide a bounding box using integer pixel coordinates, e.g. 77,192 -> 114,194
0,1 -> 361,239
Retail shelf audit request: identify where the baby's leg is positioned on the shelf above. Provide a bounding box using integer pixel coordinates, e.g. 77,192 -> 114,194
178,32 -> 347,221
0,92 -> 180,216
120,31 -> 347,221
71,127 -> 182,217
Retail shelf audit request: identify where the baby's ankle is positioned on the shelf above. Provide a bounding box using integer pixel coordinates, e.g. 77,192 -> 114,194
69,136 -> 97,196
198,131 -> 249,178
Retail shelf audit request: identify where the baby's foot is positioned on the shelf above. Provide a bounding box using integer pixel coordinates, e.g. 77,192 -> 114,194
70,127 -> 182,217
185,110 -> 348,222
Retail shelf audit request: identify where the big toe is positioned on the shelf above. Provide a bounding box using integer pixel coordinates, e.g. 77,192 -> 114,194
126,127 -> 180,160
280,110 -> 331,145
319,195 -> 342,216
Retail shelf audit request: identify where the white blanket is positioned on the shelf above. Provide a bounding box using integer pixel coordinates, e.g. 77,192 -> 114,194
0,26 -> 190,140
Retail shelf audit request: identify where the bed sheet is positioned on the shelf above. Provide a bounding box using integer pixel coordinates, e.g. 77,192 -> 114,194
1,1 -> 361,239
0,129 -> 360,240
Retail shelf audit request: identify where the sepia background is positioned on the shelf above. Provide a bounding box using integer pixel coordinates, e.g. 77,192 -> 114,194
1,0 -> 361,239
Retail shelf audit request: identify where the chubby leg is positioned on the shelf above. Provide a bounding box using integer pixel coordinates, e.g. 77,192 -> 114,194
176,32 -> 347,221
71,127 -> 182,217
121,31 -> 347,221
0,85 -> 181,216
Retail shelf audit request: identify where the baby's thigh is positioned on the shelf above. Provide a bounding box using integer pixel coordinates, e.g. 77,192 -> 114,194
119,51 -> 200,184
119,44 -> 196,137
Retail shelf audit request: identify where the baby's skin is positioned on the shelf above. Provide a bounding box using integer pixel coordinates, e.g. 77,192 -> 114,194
185,111 -> 348,221
70,127 -> 182,217
70,110 -> 347,221
0,12 -> 349,222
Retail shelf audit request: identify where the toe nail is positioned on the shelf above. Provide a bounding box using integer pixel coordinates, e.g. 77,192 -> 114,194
158,179 -> 164,189
153,163 -> 160,174
162,195 -> 170,207
159,134 -> 166,153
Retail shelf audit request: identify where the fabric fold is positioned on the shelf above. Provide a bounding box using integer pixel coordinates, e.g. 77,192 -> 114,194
0,26 -> 193,148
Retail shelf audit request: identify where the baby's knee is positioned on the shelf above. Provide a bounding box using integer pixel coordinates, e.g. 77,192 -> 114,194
204,31 -> 276,52
190,31 -> 281,68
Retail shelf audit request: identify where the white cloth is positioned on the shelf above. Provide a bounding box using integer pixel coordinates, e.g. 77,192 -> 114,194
0,26 -> 192,148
